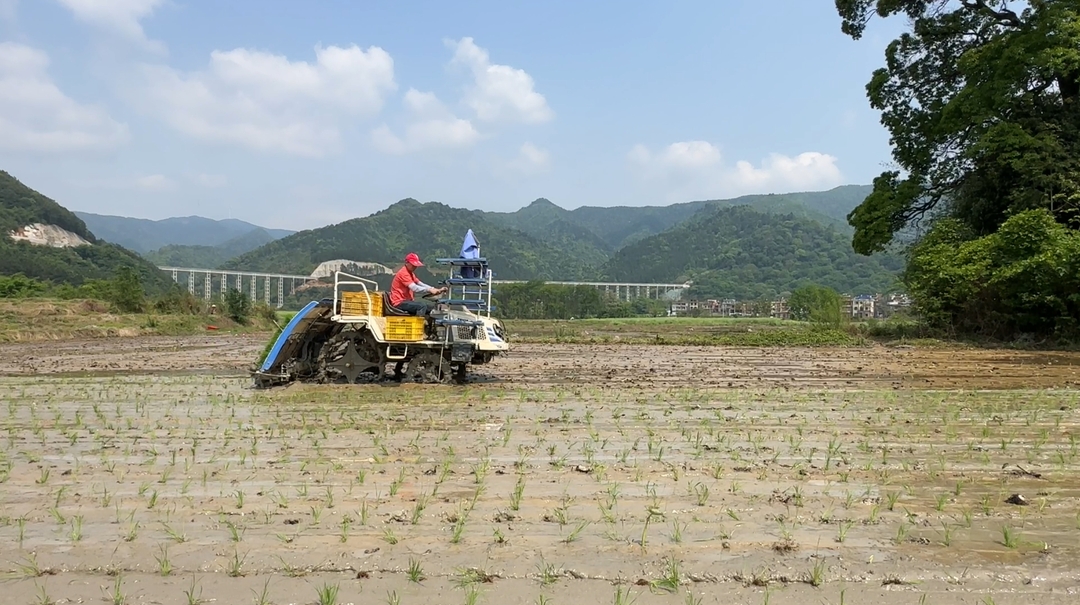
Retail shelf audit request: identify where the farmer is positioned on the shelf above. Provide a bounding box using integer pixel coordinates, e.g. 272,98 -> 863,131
389,252 -> 445,316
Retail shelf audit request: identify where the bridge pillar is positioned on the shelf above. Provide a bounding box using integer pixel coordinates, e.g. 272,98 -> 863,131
188,271 -> 195,295
249,275 -> 256,302
171,269 -> 177,283
203,272 -> 211,300
220,273 -> 227,299
277,278 -> 284,309
264,276 -> 270,305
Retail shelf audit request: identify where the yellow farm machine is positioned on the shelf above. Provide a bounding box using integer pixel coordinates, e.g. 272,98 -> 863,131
251,252 -> 508,387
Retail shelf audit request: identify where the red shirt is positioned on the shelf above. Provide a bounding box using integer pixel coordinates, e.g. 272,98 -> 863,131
390,266 -> 419,306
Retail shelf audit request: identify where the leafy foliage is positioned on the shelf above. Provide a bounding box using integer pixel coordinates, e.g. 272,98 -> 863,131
837,0 -> 1080,253
492,281 -> 668,319
0,274 -> 47,298
111,266 -> 146,313
602,206 -> 903,299
787,284 -> 843,327
224,288 -> 252,325
904,209 -> 1080,338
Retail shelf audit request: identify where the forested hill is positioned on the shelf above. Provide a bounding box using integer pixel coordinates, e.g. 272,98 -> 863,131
602,205 -> 904,300
142,228 -> 279,268
1,171 -> 95,242
75,212 -> 294,254
482,185 -> 871,249
0,171 -> 170,289
222,199 -> 602,280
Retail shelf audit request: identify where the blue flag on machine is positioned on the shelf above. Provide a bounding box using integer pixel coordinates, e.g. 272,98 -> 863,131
461,229 -> 480,278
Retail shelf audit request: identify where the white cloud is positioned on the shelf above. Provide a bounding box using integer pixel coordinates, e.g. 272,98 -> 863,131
629,141 -> 843,200
519,142 -> 549,168
132,44 -> 396,156
0,42 -> 129,153
135,173 -> 173,191
629,141 -> 722,173
191,173 -> 227,188
372,39 -> 550,157
55,0 -> 165,52
371,87 -> 479,154
504,141 -> 550,175
448,37 -> 552,124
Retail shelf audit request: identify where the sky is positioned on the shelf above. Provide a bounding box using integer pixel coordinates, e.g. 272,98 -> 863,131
0,0 -> 907,230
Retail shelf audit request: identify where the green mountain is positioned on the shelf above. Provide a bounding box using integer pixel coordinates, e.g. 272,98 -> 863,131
74,211 -> 293,254
143,228 -> 278,268
225,186 -> 899,294
483,185 -> 870,250
483,199 -> 613,266
602,205 -> 904,300
222,199 -> 601,280
0,171 -> 170,289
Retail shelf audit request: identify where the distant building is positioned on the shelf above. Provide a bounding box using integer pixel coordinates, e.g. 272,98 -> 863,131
665,291 -> 910,320
851,294 -> 875,320
719,298 -> 737,316
771,298 -> 789,320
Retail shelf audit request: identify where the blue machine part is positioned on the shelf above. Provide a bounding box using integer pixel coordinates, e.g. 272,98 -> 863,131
259,300 -> 320,373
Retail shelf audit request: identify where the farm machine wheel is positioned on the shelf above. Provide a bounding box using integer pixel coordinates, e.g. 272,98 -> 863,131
319,328 -> 385,384
402,350 -> 451,384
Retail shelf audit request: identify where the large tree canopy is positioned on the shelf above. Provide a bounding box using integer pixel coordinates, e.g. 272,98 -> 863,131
837,0 -> 1080,254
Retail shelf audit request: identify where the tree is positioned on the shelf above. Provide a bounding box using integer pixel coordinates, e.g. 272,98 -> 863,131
904,208 -> 1080,337
111,266 -> 145,313
836,1 -> 1080,254
224,288 -> 252,325
788,284 -> 843,327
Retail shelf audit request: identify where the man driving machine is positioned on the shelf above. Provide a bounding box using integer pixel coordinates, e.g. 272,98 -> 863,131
389,252 -> 446,316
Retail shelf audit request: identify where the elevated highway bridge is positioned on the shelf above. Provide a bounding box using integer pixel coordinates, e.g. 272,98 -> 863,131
157,266 -> 689,308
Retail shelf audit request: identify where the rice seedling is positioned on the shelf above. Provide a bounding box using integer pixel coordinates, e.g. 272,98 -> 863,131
226,549 -> 247,577
510,475 -> 525,511
314,582 -> 339,605
1001,525 -> 1020,548
807,557 -> 827,587
407,557 -> 425,582
104,574 -> 125,605
155,543 -> 172,576
251,578 -> 272,605
651,556 -> 681,593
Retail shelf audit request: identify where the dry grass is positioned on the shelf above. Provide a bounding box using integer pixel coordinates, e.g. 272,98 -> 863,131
0,298 -> 273,342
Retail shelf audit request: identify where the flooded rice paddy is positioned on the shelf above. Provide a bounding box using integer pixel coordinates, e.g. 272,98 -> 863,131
1,336 -> 1078,604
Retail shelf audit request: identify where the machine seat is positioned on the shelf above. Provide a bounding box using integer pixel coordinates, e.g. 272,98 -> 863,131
381,292 -> 412,316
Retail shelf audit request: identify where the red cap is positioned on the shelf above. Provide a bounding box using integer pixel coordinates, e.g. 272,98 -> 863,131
405,252 -> 423,267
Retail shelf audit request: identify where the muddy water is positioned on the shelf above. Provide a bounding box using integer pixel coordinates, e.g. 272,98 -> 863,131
0,338 -> 1078,604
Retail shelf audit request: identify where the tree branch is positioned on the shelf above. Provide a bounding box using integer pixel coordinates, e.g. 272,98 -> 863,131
959,0 -> 1023,27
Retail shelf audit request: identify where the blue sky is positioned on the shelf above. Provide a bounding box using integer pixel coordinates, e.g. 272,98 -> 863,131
0,0 -> 905,230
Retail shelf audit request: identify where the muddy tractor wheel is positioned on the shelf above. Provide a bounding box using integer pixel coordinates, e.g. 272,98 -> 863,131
402,350 -> 451,384
319,328 -> 386,384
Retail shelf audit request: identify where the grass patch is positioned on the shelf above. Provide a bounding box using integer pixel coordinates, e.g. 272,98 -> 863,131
0,298 -> 279,342
504,318 -> 864,347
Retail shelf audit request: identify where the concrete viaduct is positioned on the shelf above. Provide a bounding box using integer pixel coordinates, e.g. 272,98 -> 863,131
157,266 -> 689,308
